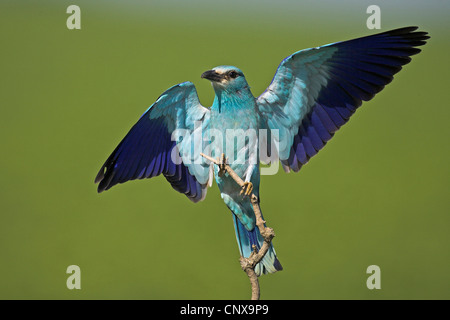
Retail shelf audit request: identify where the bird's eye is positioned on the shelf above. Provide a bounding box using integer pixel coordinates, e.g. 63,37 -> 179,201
229,71 -> 238,79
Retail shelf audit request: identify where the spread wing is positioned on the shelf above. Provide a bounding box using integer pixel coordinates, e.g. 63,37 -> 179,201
95,81 -> 212,202
257,26 -> 429,172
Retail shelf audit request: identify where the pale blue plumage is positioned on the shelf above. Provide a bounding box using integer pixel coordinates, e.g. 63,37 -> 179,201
96,27 -> 428,276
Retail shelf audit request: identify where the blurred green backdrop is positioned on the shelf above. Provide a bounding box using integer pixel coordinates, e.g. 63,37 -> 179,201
0,0 -> 449,299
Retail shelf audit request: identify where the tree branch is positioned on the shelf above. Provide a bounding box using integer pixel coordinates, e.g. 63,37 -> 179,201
200,153 -> 276,300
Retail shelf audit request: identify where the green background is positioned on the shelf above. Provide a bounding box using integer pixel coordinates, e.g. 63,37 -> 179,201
0,0 -> 449,299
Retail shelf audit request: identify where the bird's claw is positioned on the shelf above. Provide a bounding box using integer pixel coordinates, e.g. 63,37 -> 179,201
218,153 -> 227,177
240,181 -> 253,197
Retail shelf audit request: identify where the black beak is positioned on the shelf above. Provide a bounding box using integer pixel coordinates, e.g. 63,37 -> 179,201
201,70 -> 223,82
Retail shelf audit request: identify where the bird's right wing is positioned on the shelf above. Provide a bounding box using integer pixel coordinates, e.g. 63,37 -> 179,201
257,27 -> 429,171
95,82 -> 212,203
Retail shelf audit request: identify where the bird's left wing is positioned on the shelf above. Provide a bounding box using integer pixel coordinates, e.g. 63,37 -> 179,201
257,26 -> 428,172
95,81 -> 212,202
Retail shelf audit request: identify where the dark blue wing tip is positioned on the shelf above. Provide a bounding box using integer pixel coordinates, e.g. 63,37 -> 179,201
94,169 -> 104,185
378,26 -> 429,38
95,162 -> 114,193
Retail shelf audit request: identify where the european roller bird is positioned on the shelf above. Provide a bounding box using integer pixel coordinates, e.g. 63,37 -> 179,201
95,27 -> 428,276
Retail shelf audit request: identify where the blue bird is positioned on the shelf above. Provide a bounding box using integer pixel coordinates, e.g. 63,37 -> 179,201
95,27 -> 428,276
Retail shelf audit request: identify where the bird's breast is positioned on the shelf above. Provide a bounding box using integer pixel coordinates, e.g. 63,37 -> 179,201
207,110 -> 259,178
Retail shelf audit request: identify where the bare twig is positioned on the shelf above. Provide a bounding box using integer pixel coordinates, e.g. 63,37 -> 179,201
200,153 -> 276,300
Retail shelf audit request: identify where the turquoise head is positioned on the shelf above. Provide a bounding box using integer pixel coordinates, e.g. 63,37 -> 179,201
201,65 -> 250,95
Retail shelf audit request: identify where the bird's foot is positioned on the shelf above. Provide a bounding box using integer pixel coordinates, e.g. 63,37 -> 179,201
218,153 -> 227,177
240,181 -> 253,197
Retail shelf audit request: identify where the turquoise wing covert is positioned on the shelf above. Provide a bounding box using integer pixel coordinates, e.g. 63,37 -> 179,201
257,27 -> 428,172
95,81 -> 212,202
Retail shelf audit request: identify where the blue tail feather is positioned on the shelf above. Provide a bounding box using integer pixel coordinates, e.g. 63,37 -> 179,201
232,213 -> 283,276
